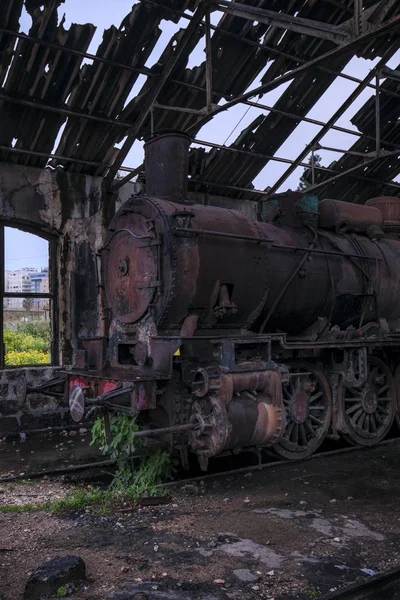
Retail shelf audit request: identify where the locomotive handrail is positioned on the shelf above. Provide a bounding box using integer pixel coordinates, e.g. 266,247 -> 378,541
172,226 -> 273,243
100,227 -> 152,251
172,226 -> 381,259
270,242 -> 381,260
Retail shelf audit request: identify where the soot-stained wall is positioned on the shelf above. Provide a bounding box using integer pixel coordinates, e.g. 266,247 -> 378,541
0,161 -> 116,434
0,160 -> 257,435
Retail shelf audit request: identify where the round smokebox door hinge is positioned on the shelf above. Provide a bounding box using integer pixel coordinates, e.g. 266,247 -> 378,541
118,258 -> 129,277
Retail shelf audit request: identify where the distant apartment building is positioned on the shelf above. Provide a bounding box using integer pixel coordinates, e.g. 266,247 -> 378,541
5,268 -> 49,310
30,270 -> 49,310
5,268 -> 34,310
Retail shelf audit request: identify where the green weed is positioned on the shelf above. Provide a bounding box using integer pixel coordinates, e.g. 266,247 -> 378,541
49,488 -> 106,512
304,588 -> 321,599
56,586 -> 68,598
91,414 -> 171,502
1,416 -> 172,515
0,503 -> 37,512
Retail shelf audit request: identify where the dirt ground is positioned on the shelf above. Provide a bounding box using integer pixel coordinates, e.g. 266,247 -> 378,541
1,438 -> 400,600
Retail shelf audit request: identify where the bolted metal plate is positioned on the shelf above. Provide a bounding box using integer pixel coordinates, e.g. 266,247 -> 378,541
15,375 -> 27,408
69,385 -> 85,422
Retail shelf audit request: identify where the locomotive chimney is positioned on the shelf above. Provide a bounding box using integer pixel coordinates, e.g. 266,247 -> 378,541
144,131 -> 191,203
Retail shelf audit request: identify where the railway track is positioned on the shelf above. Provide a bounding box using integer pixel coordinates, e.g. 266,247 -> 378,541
1,435 -> 398,487
321,566 -> 400,599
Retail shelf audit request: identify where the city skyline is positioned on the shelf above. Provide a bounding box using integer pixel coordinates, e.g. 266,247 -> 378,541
5,266 -> 49,311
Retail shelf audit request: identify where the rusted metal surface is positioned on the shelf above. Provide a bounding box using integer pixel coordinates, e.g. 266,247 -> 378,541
365,196 -> 400,229
6,3 -> 400,464
84,134 -> 400,465
318,198 -> 383,233
144,132 -> 191,202
274,362 -> 332,460
104,152 -> 400,349
338,356 -> 396,446
188,366 -> 285,464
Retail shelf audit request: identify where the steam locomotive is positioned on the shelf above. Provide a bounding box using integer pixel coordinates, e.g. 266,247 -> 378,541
39,133 -> 400,469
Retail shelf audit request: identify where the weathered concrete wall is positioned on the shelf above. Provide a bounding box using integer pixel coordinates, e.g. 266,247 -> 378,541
0,162 -> 109,363
0,161 -> 256,432
0,161 -> 114,431
0,367 -> 65,435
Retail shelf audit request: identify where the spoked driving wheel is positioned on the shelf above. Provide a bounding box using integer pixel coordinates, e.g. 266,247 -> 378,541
274,362 -> 332,460
340,356 -> 395,446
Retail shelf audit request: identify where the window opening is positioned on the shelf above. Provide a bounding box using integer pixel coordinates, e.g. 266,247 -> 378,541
1,226 -> 56,367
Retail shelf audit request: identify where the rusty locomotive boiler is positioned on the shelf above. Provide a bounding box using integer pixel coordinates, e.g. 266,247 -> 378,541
51,132 -> 400,468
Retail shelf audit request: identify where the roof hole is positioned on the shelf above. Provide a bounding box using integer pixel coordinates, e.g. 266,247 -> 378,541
11,138 -> 17,148
44,63 -> 50,73
115,135 -> 128,150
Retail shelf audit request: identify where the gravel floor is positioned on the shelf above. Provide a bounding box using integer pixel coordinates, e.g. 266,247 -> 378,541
1,439 -> 400,599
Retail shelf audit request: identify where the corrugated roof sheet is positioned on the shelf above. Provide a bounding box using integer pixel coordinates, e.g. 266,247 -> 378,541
1,0 -> 400,202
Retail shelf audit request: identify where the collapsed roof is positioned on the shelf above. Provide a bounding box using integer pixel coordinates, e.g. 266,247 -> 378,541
1,0 -> 400,203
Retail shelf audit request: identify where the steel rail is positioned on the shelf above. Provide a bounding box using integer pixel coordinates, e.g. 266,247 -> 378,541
0,436 -> 398,486
321,566 -> 400,599
159,437 -> 400,489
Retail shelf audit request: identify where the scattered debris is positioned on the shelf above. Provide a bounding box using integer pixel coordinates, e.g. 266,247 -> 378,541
23,555 -> 86,600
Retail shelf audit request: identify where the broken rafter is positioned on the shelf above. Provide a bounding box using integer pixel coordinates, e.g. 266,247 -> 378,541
192,139 -> 400,191
111,11 -> 400,190
305,148 -> 400,194
105,3 -> 207,186
144,0 -> 400,96
1,12 -> 400,105
266,44 -> 398,197
214,0 -> 352,45
185,13 -> 400,137
2,89 -> 400,159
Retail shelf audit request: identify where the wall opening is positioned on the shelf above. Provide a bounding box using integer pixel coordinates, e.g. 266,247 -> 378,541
2,226 -> 57,367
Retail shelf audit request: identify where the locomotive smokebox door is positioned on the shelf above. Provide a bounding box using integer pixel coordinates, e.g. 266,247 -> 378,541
102,214 -> 159,324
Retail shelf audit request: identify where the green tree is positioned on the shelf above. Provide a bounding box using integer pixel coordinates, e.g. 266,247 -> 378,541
22,297 -> 33,312
297,153 -> 322,191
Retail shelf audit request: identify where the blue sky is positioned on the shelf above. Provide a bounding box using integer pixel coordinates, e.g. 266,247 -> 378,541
6,1 -> 400,268
5,228 -> 48,271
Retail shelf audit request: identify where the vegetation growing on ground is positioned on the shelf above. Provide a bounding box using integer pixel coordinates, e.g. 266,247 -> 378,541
91,414 -> 170,500
0,415 -> 170,513
303,588 -> 321,599
4,321 -> 50,365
